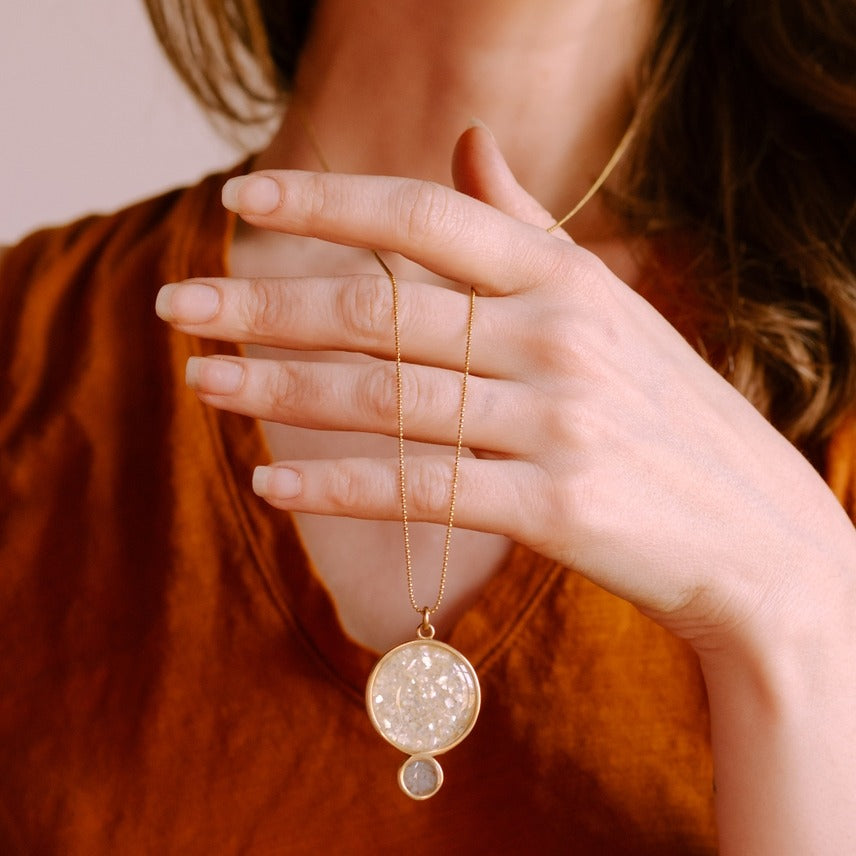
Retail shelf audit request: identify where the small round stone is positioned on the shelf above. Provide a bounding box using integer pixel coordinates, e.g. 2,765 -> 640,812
399,755 -> 443,800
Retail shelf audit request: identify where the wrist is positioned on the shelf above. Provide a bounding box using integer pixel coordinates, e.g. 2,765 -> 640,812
694,549 -> 856,856
696,563 -> 856,703
691,502 -> 856,671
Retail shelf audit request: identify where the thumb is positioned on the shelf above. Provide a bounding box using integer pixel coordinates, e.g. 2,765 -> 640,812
452,122 -> 571,239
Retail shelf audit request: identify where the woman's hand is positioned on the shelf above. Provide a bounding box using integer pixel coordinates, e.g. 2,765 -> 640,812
155,128 -> 856,655
157,127 -> 856,852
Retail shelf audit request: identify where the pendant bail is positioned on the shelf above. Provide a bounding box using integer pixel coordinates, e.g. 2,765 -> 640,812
417,607 -> 435,639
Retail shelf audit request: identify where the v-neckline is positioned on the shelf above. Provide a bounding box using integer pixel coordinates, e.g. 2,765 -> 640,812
165,165 -> 565,701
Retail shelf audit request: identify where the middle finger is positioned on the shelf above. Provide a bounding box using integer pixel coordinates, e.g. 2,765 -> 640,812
157,274 -> 528,378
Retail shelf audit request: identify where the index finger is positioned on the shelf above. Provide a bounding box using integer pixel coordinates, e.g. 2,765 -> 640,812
222,170 -> 578,295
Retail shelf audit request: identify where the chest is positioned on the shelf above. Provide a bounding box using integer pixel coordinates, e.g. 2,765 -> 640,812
257,414 -> 512,651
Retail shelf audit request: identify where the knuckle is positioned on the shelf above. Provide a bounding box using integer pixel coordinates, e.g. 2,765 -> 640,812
537,398 -> 575,448
304,173 -> 331,224
244,278 -> 285,336
398,181 -> 461,244
529,298 -> 618,380
538,400 -> 599,457
338,274 -> 394,343
530,313 -> 585,374
269,362 -> 310,416
408,460 -> 452,518
361,362 -> 399,423
325,461 -> 364,512
270,362 -> 296,411
525,244 -> 606,303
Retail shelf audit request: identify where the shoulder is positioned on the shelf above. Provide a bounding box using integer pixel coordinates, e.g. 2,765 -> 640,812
0,167 -> 237,335
0,163 -> 243,304
0,187 -> 186,392
0,168 -> 237,446
1,183 -> 190,294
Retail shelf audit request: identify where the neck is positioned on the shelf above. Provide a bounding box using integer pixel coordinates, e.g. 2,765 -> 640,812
252,0 -> 655,240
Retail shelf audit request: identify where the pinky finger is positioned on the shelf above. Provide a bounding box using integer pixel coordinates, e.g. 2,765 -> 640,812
252,455 -> 543,542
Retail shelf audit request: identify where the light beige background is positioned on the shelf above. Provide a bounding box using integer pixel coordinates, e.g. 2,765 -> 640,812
1,1 -> 242,245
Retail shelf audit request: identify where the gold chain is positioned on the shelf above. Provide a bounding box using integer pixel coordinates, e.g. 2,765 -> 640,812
383,254 -> 475,618
296,107 -> 633,627
547,120 -> 636,234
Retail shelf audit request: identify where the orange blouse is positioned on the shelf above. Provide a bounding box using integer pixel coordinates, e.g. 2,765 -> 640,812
3,169 -> 846,854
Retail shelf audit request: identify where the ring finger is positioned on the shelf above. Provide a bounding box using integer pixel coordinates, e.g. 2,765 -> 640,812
185,354 -> 537,454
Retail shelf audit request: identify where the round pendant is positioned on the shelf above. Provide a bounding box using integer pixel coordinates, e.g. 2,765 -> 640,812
366,638 -> 480,799
398,753 -> 444,800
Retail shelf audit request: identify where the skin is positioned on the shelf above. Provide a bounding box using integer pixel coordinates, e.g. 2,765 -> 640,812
227,0 -> 653,650
155,0 -> 856,851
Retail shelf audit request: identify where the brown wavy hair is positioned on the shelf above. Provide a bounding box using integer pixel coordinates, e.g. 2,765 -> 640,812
143,0 -> 856,462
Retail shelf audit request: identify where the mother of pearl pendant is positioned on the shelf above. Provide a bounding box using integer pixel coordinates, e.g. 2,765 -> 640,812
365,638 -> 481,800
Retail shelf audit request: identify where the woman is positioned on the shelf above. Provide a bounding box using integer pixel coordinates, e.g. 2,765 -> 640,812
1,0 -> 854,852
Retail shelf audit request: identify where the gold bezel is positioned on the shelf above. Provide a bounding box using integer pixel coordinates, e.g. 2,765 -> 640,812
365,638 -> 481,756
398,753 -> 444,800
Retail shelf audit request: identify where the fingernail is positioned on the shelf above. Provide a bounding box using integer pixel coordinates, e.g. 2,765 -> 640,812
222,175 -> 282,214
186,356 -> 244,394
467,116 -> 495,139
156,282 -> 220,323
253,465 -> 302,498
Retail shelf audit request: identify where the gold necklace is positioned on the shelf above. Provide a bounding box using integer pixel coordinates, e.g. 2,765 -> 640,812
298,110 -> 634,799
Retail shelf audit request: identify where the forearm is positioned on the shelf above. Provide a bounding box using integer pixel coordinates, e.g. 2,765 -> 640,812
699,557 -> 856,855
